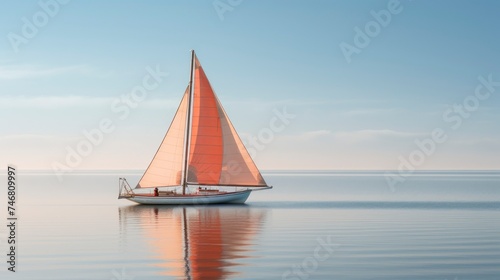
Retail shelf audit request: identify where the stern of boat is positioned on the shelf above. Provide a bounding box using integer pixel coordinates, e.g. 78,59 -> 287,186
118,178 -> 135,199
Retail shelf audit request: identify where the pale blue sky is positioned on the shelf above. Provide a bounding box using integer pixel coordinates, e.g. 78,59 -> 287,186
0,0 -> 499,170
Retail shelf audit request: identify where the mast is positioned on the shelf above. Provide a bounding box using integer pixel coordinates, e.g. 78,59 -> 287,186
182,50 -> 195,195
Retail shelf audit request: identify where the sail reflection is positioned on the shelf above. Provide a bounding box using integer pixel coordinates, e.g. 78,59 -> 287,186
119,205 -> 268,279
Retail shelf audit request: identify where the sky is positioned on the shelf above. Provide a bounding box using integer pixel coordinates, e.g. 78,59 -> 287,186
0,0 -> 499,171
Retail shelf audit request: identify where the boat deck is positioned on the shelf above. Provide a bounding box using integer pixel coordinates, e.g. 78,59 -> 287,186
133,190 -> 229,198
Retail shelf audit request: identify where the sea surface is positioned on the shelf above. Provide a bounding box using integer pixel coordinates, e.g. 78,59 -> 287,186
1,170 -> 500,280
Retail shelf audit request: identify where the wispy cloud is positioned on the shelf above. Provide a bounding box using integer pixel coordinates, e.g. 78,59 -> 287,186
0,134 -> 78,147
296,130 -> 333,141
286,129 -> 423,143
0,64 -> 92,80
0,96 -> 109,108
334,129 -> 423,142
0,95 -> 179,109
226,97 -> 393,109
448,137 -> 500,146
340,108 -> 400,117
0,134 -> 61,141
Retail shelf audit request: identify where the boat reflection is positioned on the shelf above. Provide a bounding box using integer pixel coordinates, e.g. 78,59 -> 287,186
119,205 -> 268,279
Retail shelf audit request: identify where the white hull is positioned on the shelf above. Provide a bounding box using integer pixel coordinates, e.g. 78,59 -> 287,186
126,190 -> 252,205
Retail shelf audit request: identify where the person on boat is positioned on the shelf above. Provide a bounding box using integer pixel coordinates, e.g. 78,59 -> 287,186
154,187 -> 159,197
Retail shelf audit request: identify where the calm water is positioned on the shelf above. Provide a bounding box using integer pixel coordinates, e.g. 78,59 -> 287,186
1,170 -> 500,279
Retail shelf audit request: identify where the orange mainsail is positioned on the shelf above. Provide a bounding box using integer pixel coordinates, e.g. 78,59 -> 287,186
187,56 -> 224,184
137,52 -> 267,189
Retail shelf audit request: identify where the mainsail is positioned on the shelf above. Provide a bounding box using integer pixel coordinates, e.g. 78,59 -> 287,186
137,52 -> 267,189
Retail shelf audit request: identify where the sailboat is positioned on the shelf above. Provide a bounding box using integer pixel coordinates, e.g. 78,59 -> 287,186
118,50 -> 272,204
